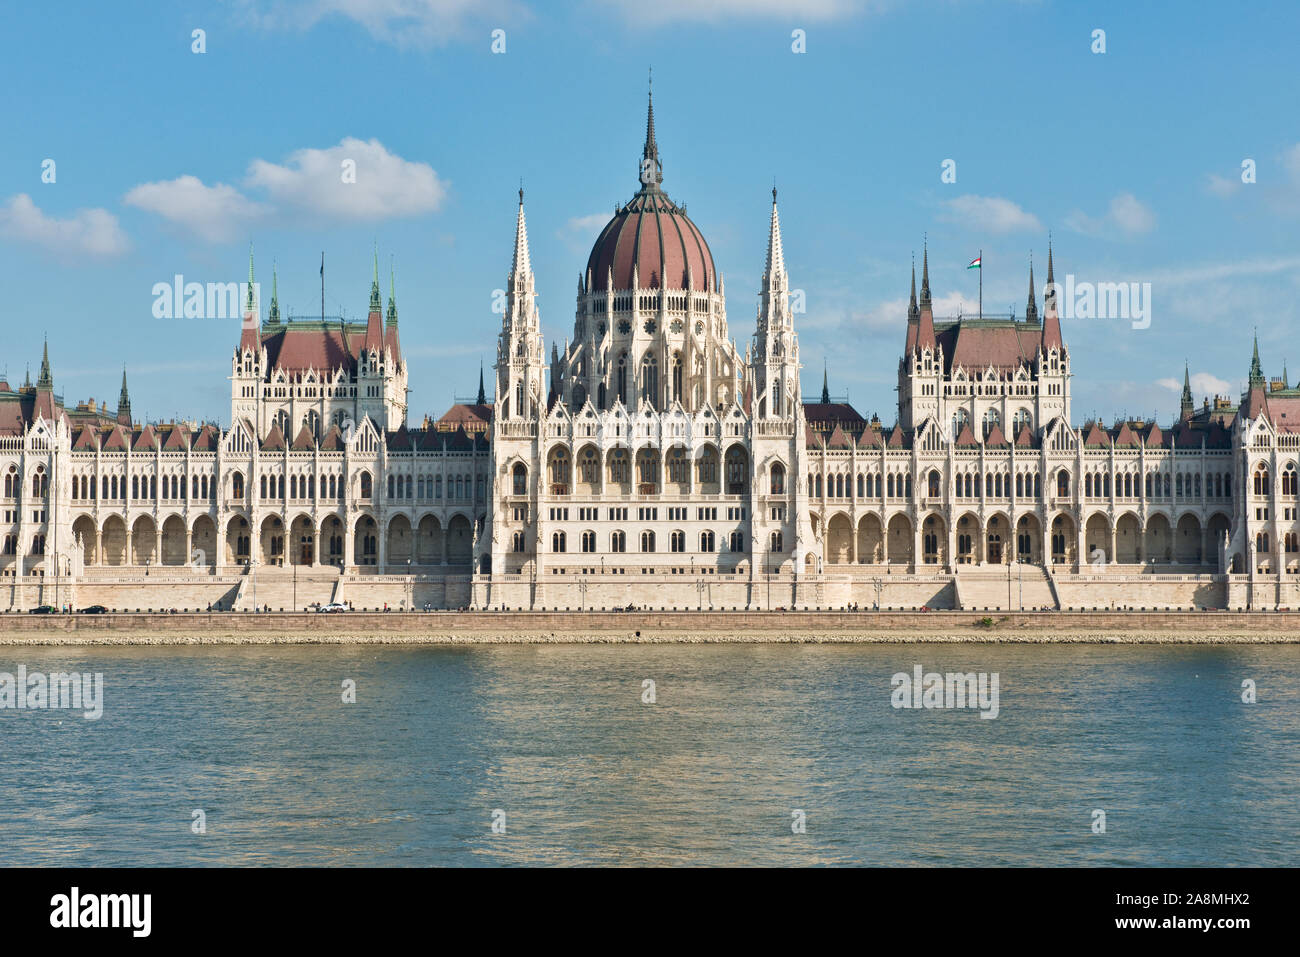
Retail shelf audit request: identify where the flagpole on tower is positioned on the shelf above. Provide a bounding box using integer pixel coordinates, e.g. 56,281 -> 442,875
978,247 -> 983,320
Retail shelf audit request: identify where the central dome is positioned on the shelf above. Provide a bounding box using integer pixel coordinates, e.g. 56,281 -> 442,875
584,90 -> 716,293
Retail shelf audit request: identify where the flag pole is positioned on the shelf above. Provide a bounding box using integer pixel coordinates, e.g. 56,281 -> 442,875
978,247 -> 983,319
321,252 -> 325,320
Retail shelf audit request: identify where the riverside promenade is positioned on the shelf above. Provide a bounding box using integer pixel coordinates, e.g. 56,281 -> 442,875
2,610 -> 1300,644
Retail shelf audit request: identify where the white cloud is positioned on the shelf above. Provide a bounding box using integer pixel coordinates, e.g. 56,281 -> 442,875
1156,372 -> 1231,397
246,137 -> 447,221
124,175 -> 268,243
0,193 -> 129,258
1205,173 -> 1241,198
237,0 -> 527,46
125,138 -> 447,242
1066,192 -> 1156,238
940,195 -> 1042,234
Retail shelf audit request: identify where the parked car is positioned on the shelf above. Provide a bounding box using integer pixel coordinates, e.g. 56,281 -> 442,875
318,602 -> 348,613
78,605 -> 109,614
28,605 -> 57,614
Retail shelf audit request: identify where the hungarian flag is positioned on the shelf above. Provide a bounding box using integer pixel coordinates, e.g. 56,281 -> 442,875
967,257 -> 981,269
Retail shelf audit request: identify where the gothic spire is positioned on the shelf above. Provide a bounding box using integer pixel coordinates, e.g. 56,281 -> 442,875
1041,240 -> 1063,352
1180,361 -> 1194,418
510,187 -> 532,283
763,186 -> 786,284
821,360 -> 830,405
919,241 -> 931,310
640,72 -> 663,190
268,262 -> 280,323
908,256 -> 919,320
1249,329 -> 1264,387
477,360 -> 486,406
37,338 -> 52,389
386,261 -> 398,325
245,242 -> 256,315
1025,255 -> 1038,324
369,244 -> 382,313
117,366 -> 132,426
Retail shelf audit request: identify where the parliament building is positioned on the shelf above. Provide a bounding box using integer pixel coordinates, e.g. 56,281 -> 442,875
1,94 -> 1295,612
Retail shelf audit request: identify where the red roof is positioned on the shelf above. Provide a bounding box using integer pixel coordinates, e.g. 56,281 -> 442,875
937,319 -> 1044,374
586,189 -> 715,292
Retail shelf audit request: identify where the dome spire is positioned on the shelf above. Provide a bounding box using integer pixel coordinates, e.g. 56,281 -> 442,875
640,69 -> 663,190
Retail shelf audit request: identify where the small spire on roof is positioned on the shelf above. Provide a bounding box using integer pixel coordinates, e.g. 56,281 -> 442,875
477,360 -> 487,406
37,337 -> 52,389
821,359 -> 830,405
268,261 -> 280,323
908,254 -> 919,320
370,244 -> 382,312
1025,253 -> 1038,324
386,258 -> 398,325
640,70 -> 663,190
919,238 -> 931,309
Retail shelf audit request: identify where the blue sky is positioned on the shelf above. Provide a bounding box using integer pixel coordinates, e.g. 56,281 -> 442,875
3,0 -> 1299,427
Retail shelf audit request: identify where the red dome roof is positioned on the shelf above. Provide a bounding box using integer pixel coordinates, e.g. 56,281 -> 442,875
586,189 -> 715,292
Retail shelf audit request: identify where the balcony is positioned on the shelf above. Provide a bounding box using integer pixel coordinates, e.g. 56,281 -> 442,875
551,483 -> 570,496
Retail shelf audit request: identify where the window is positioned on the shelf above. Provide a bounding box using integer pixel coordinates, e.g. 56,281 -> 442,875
1254,465 -> 1270,497
670,531 -> 685,553
611,531 -> 626,553
359,472 -> 372,498
700,531 -> 715,552
771,531 -> 784,552
512,531 -> 525,552
640,530 -> 656,552
581,530 -> 596,553
552,531 -> 567,553
729,531 -> 744,552
1057,470 -> 1070,498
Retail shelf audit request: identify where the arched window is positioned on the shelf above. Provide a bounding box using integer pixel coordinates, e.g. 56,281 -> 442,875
856,474 -> 864,497
770,463 -> 786,495
1283,465 -> 1297,496
700,531 -> 715,552
928,469 -> 940,498
581,530 -> 596,553
730,531 -> 745,551
982,408 -> 1000,439
1057,469 -> 1070,498
770,531 -> 784,552
672,352 -> 683,403
640,530 -> 655,552
670,530 -> 685,552
232,472 -> 245,499
512,463 -> 527,496
951,408 -> 970,440
512,531 -> 525,553
581,447 -> 599,484
611,530 -> 626,553
359,472 -> 372,499
1254,464 -> 1270,496
616,353 -> 627,403
552,531 -> 566,553
641,353 -> 658,408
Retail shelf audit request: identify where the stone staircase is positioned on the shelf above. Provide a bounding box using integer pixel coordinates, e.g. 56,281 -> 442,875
954,563 -> 1059,611
233,566 -> 342,612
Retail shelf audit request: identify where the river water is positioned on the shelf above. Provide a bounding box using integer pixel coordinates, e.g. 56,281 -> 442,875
1,643 -> 1296,866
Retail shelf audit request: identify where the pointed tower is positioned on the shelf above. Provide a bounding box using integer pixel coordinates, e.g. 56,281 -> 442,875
1041,241 -> 1063,352
753,186 -> 800,420
267,263 -> 281,324
497,188 -> 544,421
37,338 -> 52,389
117,367 -> 132,426
1180,362 -> 1194,420
386,264 -> 398,326
821,361 -> 830,405
1024,256 -> 1038,325
1249,330 -> 1265,388
917,242 -> 935,349
477,361 -> 487,406
907,258 -> 919,321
